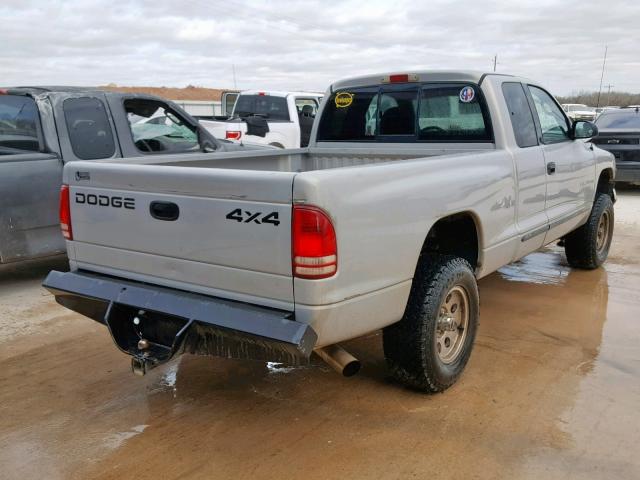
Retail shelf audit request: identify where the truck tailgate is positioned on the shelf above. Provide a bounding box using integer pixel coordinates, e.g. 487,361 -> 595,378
65,162 -> 296,308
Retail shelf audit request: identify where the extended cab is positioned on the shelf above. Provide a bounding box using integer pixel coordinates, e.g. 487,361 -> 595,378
0,87 -> 265,264
200,90 -> 323,148
44,71 -> 615,392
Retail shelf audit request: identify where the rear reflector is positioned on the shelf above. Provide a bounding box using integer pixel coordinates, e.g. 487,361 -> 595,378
382,73 -> 419,83
60,185 -> 73,240
226,130 -> 242,140
292,206 -> 337,279
0,88 -> 8,95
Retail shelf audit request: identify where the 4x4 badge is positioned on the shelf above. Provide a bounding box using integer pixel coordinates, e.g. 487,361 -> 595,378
225,209 -> 280,226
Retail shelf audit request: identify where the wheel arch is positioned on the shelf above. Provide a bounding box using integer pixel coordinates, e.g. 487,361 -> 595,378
596,168 -> 615,201
418,211 -> 482,271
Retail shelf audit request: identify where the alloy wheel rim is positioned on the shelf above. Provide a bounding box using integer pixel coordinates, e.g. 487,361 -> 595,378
596,210 -> 610,253
436,285 -> 470,364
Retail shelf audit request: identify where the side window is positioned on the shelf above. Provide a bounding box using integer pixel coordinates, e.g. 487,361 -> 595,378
223,92 -> 238,116
63,97 -> 115,160
124,99 -> 201,154
418,85 -> 491,141
295,98 -> 318,117
528,86 -> 570,144
0,95 -> 41,152
502,82 -> 538,148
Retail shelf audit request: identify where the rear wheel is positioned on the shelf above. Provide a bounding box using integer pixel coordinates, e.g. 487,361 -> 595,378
383,254 -> 479,393
564,194 -> 614,269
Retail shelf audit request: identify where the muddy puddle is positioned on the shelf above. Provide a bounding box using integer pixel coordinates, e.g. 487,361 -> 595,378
1,192 -> 639,479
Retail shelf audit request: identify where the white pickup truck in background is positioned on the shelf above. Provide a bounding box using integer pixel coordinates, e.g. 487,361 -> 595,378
200,90 -> 323,148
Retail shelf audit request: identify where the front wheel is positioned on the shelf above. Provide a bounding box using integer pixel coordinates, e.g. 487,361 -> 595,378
564,194 -> 614,269
383,254 -> 479,393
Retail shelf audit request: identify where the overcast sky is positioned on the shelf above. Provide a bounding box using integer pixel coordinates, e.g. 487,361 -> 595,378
2,0 -> 639,96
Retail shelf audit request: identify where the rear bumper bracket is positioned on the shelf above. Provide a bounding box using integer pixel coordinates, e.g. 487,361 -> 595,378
43,270 -> 316,370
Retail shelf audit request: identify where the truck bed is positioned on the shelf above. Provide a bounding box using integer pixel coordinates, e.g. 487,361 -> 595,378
63,144 -> 493,312
98,145 -> 494,173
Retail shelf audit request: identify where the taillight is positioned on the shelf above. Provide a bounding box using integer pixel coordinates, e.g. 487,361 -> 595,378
292,206 -> 337,279
60,184 -> 73,240
226,130 -> 242,141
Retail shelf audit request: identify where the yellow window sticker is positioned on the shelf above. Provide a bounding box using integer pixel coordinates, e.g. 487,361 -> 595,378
335,92 -> 353,108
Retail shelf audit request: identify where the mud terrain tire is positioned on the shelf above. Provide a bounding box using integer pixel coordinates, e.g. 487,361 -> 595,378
383,254 -> 479,393
564,194 -> 614,269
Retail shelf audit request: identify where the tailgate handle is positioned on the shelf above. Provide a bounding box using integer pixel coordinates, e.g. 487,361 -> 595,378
149,201 -> 180,221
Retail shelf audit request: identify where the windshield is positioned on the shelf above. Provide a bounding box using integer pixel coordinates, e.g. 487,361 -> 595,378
596,112 -> 640,129
125,99 -> 200,153
233,95 -> 290,121
0,95 -> 40,152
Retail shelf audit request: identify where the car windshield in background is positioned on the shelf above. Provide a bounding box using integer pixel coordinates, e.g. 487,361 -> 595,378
596,112 -> 640,129
569,105 -> 595,112
317,83 -> 491,142
0,95 -> 40,152
124,99 -> 200,153
233,95 -> 290,121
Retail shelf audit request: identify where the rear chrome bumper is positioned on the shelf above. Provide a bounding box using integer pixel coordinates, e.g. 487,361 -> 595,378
43,270 -> 317,372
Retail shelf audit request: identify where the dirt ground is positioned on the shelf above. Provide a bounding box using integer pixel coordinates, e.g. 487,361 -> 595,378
1,191 -> 639,480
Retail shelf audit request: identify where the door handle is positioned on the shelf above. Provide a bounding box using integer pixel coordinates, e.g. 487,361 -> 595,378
547,162 -> 556,175
149,201 -> 180,221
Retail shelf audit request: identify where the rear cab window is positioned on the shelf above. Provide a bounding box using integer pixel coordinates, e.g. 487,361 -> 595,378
0,94 -> 41,153
63,97 -> 116,160
124,99 -> 201,154
317,82 -> 492,143
233,95 -> 290,121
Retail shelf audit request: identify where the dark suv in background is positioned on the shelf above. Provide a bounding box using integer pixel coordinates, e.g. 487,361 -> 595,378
593,107 -> 640,184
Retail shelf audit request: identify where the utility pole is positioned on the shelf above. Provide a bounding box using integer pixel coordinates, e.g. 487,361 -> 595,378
493,54 -> 497,72
603,84 -> 614,106
596,45 -> 608,108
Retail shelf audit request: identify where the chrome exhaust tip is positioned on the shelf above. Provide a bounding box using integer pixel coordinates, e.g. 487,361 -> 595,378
315,344 -> 361,377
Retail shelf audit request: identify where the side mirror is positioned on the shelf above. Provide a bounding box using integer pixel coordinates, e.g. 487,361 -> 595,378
572,120 -> 598,139
197,125 -> 218,152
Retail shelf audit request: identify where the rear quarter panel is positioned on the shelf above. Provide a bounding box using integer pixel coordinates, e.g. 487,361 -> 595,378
293,150 -> 518,308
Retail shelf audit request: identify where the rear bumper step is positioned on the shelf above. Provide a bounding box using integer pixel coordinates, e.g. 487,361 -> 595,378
43,270 -> 317,372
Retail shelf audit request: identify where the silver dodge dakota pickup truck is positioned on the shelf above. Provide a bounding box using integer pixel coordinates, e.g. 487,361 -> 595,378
44,71 -> 615,392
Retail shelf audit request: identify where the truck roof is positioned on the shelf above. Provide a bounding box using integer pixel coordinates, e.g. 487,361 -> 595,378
240,90 -> 323,98
1,86 -> 174,103
329,70 -> 515,91
2,86 -> 100,94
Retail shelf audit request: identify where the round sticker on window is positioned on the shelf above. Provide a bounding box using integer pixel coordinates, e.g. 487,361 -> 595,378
459,86 -> 475,103
335,92 -> 353,108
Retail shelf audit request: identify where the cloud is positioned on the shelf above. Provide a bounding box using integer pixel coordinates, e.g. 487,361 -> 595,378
1,0 -> 639,95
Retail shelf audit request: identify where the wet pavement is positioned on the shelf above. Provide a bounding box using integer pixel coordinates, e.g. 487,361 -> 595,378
1,190 -> 639,480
